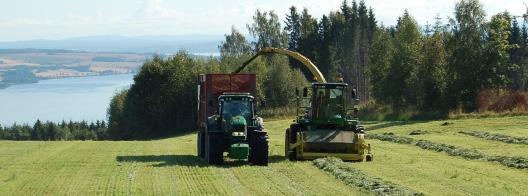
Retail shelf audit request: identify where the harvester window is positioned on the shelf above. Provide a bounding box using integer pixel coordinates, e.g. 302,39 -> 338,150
222,100 -> 253,121
314,88 -> 345,120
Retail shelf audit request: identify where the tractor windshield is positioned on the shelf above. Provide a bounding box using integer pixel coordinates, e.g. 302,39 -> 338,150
313,87 -> 345,122
221,99 -> 253,121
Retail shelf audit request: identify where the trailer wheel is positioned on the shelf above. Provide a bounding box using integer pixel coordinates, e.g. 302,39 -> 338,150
250,134 -> 269,166
205,133 -> 223,164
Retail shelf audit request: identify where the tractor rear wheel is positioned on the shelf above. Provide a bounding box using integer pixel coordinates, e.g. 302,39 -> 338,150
250,134 -> 269,166
205,133 -> 223,164
197,131 -> 205,158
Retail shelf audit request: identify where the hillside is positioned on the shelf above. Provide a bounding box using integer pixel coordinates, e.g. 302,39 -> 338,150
1,117 -> 528,195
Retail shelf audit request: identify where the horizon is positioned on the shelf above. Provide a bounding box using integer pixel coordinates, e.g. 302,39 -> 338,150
0,0 -> 526,42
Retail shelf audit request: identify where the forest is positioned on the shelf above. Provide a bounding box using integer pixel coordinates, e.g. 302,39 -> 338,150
3,0 -> 528,140
105,0 -> 528,138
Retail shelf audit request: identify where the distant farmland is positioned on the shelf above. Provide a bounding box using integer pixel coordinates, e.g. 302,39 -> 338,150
0,49 -> 150,87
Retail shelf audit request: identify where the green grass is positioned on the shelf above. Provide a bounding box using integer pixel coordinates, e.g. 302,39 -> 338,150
0,119 -> 366,195
359,116 -> 528,195
2,116 -> 528,195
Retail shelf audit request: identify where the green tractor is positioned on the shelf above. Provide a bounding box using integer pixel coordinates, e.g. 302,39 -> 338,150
286,83 -> 372,161
197,74 -> 268,165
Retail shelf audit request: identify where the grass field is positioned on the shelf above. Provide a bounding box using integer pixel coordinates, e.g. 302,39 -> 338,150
1,116 -> 528,195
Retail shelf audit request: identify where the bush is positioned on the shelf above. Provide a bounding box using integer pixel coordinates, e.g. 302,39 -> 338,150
477,89 -> 528,112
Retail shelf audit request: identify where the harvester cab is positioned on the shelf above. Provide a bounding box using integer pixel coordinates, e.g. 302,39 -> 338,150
287,83 -> 372,161
197,74 -> 268,166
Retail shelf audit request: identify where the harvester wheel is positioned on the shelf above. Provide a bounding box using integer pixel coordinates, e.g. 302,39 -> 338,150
366,154 -> 373,162
205,133 -> 223,164
285,129 -> 297,161
250,134 -> 269,166
197,131 -> 205,158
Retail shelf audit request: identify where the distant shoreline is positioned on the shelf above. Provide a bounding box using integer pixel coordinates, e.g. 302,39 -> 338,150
0,72 -> 136,89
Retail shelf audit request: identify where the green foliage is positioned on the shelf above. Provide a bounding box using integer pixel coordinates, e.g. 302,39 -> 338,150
0,120 -> 107,141
486,12 -> 517,88
446,0 -> 488,110
368,28 -> 393,102
107,52 -> 201,138
247,10 -> 286,50
379,11 -> 422,109
219,26 -> 252,71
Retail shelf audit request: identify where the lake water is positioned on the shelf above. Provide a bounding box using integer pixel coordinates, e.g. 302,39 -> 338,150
0,74 -> 134,125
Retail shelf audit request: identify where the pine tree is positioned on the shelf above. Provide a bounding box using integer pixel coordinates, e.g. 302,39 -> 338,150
447,0 -> 487,110
368,26 -> 394,103
385,10 -> 422,109
509,18 -> 525,89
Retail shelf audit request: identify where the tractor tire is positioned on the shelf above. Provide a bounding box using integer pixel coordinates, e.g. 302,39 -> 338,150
250,134 -> 269,166
285,129 -> 297,161
197,131 -> 205,158
205,133 -> 223,164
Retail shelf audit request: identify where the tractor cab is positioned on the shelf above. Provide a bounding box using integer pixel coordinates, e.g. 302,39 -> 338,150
219,93 -> 255,125
218,93 -> 256,142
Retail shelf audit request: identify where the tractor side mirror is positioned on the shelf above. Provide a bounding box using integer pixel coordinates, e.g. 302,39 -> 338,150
351,89 -> 357,99
260,100 -> 267,108
303,87 -> 308,97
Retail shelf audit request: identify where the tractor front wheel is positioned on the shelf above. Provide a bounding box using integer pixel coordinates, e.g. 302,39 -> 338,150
205,133 -> 223,164
250,134 -> 269,166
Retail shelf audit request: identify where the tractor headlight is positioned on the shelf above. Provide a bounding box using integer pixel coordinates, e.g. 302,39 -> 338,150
232,131 -> 245,136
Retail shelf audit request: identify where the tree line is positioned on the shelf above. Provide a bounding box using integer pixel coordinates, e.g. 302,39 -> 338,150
368,0 -> 528,113
0,120 -> 107,140
107,0 -> 528,137
6,0 -> 525,140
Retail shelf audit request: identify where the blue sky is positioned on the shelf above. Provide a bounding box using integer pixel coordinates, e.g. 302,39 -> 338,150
0,0 -> 525,41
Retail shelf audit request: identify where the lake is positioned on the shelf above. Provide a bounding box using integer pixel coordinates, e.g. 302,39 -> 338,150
0,74 -> 134,125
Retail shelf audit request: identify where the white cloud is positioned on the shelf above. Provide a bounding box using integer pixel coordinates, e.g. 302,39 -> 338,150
0,0 -> 527,41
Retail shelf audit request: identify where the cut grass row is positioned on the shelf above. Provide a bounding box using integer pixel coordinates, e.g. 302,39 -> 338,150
350,139 -> 528,195
313,157 -> 423,196
369,133 -> 528,169
459,131 -> 528,145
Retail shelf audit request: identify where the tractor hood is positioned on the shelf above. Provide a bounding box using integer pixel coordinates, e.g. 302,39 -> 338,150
228,116 -> 247,133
